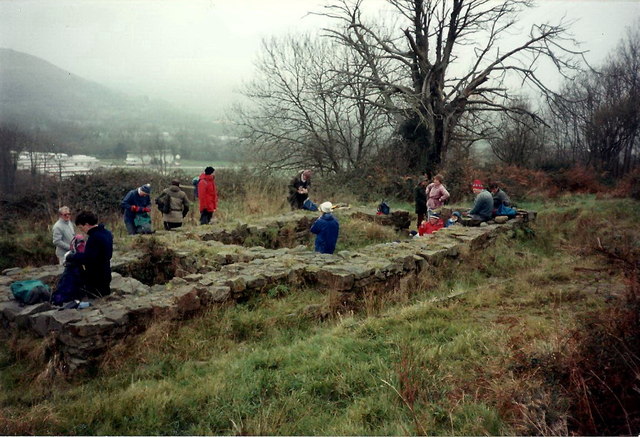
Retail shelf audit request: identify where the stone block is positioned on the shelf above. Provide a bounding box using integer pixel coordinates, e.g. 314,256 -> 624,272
110,275 -> 151,296
100,306 -> 130,326
208,285 -> 231,303
172,285 -> 206,314
31,309 -> 84,337
317,267 -> 355,291
15,302 -> 53,329
225,276 -> 247,294
0,300 -> 24,322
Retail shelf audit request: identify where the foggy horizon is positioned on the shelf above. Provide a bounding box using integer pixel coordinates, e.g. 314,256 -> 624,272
1,0 -> 639,119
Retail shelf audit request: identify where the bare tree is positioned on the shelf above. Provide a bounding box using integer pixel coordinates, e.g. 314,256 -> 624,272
320,0 -> 580,173
548,25 -> 640,177
0,124 -> 24,191
487,98 -> 545,167
237,33 -> 392,174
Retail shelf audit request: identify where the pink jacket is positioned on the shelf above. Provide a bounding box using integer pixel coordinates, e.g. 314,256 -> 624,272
426,183 -> 450,209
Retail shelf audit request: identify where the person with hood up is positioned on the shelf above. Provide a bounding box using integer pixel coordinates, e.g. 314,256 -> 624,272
198,166 -> 218,225
310,201 -> 339,254
121,184 -> 152,235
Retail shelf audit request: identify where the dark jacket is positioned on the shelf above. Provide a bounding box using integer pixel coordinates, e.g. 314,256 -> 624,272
492,189 -> 512,209
414,185 -> 427,214
198,173 -> 218,212
310,213 -> 339,254
67,224 -> 113,297
121,189 -> 151,223
288,172 -> 310,209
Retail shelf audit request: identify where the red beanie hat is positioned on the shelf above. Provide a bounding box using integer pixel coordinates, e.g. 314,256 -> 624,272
472,179 -> 484,190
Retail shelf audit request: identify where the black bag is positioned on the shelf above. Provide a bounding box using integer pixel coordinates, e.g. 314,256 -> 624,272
156,192 -> 171,214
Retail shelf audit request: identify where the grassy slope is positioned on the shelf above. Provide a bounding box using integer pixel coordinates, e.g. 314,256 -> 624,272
1,196 -> 638,434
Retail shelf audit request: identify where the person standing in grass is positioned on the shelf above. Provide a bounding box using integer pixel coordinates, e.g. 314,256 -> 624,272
52,206 -> 75,264
158,180 -> 190,230
310,201 -> 339,254
425,174 -> 450,211
198,166 -> 218,225
414,178 -> 429,230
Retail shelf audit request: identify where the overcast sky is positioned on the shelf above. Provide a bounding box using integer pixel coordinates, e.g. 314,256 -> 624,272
1,0 -> 639,118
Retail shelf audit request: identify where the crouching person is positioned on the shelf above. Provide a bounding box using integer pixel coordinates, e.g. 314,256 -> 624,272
310,201 -> 339,254
65,211 -> 113,298
121,184 -> 153,235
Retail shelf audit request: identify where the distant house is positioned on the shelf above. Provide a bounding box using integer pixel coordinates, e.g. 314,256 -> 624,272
16,151 -> 101,178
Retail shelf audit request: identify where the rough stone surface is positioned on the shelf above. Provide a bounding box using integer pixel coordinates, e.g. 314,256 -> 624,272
0,209 -> 534,371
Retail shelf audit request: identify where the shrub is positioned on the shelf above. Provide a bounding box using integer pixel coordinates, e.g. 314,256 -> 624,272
612,168 -> 640,200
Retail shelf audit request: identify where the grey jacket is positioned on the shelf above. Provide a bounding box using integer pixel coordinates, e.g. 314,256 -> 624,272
469,190 -> 494,220
161,185 -> 190,223
52,218 -> 75,260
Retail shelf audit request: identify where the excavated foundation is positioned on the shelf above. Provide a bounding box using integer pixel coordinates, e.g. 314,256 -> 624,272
0,208 -> 535,373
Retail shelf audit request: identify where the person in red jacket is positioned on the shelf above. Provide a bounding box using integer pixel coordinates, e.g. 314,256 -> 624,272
418,213 -> 444,236
198,166 -> 218,225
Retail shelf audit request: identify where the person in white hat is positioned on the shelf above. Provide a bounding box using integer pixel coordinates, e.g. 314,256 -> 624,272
310,201 -> 339,254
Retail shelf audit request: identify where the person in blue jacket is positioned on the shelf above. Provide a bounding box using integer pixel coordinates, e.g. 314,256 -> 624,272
310,201 -> 339,254
66,211 -> 113,298
121,184 -> 152,235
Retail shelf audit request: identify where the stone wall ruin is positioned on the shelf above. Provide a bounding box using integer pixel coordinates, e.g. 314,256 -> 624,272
0,208 -> 535,373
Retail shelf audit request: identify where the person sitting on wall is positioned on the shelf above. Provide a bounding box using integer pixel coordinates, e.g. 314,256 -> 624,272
310,201 -> 339,254
488,180 -> 517,217
488,181 -> 512,209
418,212 -> 444,236
65,211 -> 113,298
445,211 -> 462,227
463,179 -> 493,225
288,169 -> 312,210
121,184 -> 152,235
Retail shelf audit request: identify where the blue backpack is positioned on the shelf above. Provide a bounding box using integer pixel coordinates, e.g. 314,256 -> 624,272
10,280 -> 51,305
377,201 -> 390,215
496,204 -> 517,218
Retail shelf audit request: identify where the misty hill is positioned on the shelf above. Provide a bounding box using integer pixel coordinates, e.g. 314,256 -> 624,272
0,49 -> 224,153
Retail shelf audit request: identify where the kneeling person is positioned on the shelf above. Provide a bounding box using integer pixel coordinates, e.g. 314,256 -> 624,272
66,211 -> 113,298
310,201 -> 339,254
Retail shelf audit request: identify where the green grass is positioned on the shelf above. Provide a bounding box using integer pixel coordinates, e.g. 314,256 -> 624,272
1,197 -> 638,434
